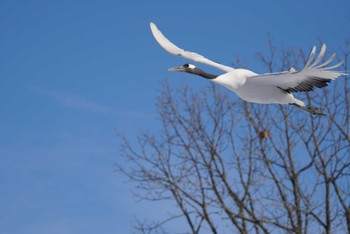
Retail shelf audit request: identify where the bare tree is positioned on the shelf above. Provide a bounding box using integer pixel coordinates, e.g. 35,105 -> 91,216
118,40 -> 350,234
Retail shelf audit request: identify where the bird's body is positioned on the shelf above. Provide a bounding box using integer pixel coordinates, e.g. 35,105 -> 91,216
150,22 -> 345,115
213,69 -> 256,93
209,68 -> 305,106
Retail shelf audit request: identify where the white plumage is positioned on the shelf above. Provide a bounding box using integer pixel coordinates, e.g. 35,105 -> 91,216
150,22 -> 345,115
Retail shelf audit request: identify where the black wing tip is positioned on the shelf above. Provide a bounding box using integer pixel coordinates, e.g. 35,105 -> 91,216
284,77 -> 332,93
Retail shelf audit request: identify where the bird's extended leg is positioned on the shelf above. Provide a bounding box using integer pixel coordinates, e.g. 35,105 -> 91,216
289,103 -> 326,116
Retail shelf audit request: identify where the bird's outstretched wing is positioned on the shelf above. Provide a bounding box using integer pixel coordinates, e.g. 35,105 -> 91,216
150,22 -> 234,72
246,44 -> 345,93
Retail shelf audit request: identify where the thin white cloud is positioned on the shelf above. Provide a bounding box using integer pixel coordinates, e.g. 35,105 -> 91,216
28,85 -> 152,119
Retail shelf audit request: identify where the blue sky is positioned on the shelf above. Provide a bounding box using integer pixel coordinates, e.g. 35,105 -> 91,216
0,0 -> 349,233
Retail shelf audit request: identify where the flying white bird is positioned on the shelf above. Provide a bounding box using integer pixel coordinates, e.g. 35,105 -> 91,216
150,22 -> 346,115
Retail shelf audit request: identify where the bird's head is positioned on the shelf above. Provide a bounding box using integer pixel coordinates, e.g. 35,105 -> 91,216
168,63 -> 217,79
168,63 -> 196,72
